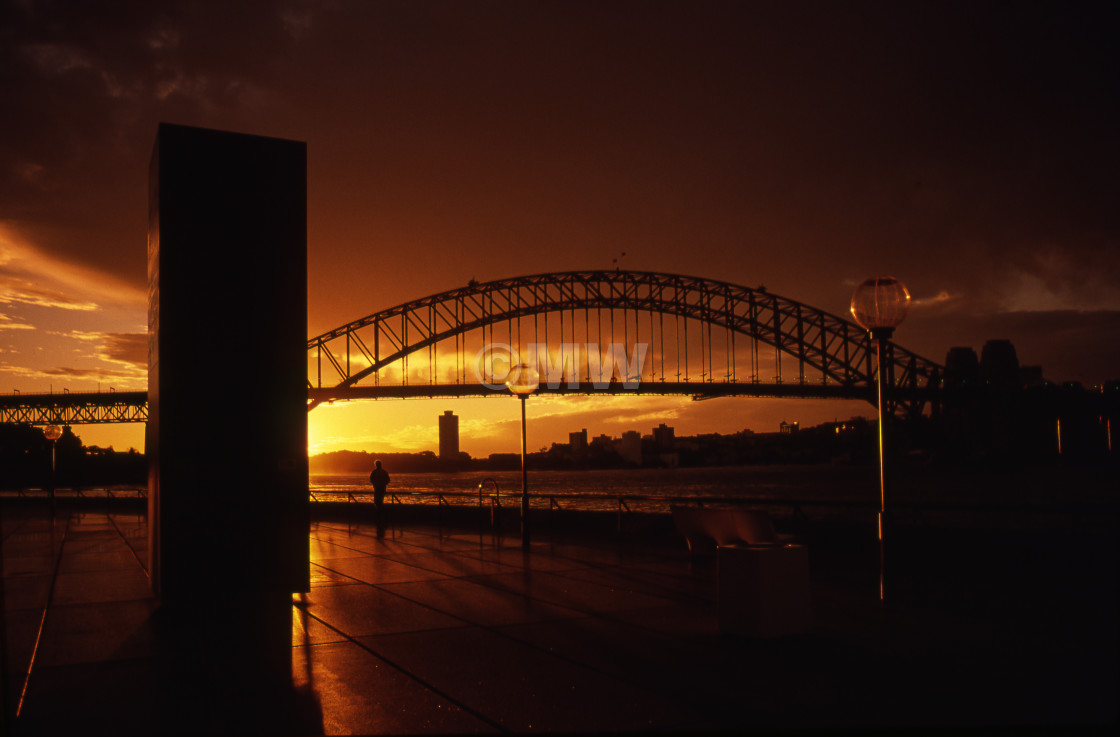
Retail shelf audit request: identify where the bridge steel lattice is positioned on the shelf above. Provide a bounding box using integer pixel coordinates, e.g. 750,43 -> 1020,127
308,270 -> 943,416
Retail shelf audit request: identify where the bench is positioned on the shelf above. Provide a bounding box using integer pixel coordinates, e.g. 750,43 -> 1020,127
670,505 -> 793,555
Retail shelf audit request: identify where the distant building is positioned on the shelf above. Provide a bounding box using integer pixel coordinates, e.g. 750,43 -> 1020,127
981,339 -> 1020,390
1020,366 -> 1045,389
779,420 -> 799,434
944,346 -> 980,388
618,430 -> 642,465
652,423 -> 675,451
590,434 -> 614,450
569,428 -> 588,453
438,410 -> 459,459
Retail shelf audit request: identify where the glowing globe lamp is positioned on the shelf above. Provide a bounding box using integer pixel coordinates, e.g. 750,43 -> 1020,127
44,424 -> 62,441
850,276 -> 910,336
506,363 -> 540,396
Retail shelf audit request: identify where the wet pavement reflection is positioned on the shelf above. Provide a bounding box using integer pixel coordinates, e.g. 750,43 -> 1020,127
2,507 -> 1115,734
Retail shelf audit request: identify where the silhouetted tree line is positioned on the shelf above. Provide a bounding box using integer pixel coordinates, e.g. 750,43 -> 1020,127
0,423 -> 145,488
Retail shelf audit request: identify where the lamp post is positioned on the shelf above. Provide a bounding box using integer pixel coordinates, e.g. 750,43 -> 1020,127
506,363 -> 540,549
850,276 -> 910,601
43,424 -> 62,515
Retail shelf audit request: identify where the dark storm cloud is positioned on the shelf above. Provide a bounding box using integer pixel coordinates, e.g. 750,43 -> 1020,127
1,1 -> 1117,387
0,0 -> 306,277
901,304 -> 1120,385
291,0 -> 1119,315
784,2 -> 1120,313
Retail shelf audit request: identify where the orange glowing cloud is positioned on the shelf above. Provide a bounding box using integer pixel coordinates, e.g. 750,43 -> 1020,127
0,312 -> 36,331
0,223 -> 146,311
910,290 -> 955,308
0,224 -> 148,394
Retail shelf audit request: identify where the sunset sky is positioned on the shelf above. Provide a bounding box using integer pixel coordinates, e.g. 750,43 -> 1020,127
2,1 -> 1117,458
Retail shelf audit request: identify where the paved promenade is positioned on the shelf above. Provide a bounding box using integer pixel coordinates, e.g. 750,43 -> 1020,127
1,506 -> 1115,734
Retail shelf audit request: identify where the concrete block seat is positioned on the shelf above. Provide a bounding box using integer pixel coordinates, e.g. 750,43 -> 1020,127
670,505 -> 797,554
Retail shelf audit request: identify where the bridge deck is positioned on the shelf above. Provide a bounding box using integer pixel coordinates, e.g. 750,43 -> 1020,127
3,381 -> 946,424
0,391 -> 148,424
308,380 -> 882,401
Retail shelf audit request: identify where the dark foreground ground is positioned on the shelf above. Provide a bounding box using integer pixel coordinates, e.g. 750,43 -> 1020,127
1,500 -> 1116,735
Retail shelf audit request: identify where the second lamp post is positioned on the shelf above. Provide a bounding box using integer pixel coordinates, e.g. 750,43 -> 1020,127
850,276 -> 910,601
44,423 -> 62,515
507,364 -> 540,549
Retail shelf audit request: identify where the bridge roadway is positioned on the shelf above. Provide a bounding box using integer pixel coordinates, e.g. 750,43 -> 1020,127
2,381 -> 940,425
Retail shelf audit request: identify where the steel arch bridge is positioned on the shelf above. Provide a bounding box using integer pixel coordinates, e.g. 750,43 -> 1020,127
308,270 -> 943,416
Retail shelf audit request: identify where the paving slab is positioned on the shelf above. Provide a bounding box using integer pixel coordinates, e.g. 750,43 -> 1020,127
35,598 -> 158,667
305,581 -> 465,637
314,555 -> 452,585
357,626 -> 699,732
292,640 -> 498,735
379,577 -> 585,628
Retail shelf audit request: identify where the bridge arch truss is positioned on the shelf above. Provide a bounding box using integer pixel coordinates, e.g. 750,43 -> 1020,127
308,270 -> 942,415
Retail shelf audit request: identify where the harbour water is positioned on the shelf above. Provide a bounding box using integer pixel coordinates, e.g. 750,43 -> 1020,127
310,461 -> 1118,527
4,462 -> 1111,530
310,464 -> 874,513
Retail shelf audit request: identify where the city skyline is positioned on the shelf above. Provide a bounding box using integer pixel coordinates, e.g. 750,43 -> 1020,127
2,1 -> 1117,457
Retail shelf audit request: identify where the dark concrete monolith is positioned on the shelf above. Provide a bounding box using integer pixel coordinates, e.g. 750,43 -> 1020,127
147,123 -> 309,608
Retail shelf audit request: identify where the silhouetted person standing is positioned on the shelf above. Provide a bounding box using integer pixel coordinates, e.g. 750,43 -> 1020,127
369,460 -> 389,512
369,459 -> 390,538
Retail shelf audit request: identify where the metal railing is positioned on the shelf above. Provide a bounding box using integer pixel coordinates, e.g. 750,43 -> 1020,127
304,486 -> 1118,532
5,486 -> 1114,532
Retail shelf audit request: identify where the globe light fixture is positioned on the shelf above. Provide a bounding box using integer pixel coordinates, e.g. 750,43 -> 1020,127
507,364 -> 540,549
850,276 -> 910,338
850,276 -> 909,601
506,363 -> 540,397
44,423 -> 62,514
